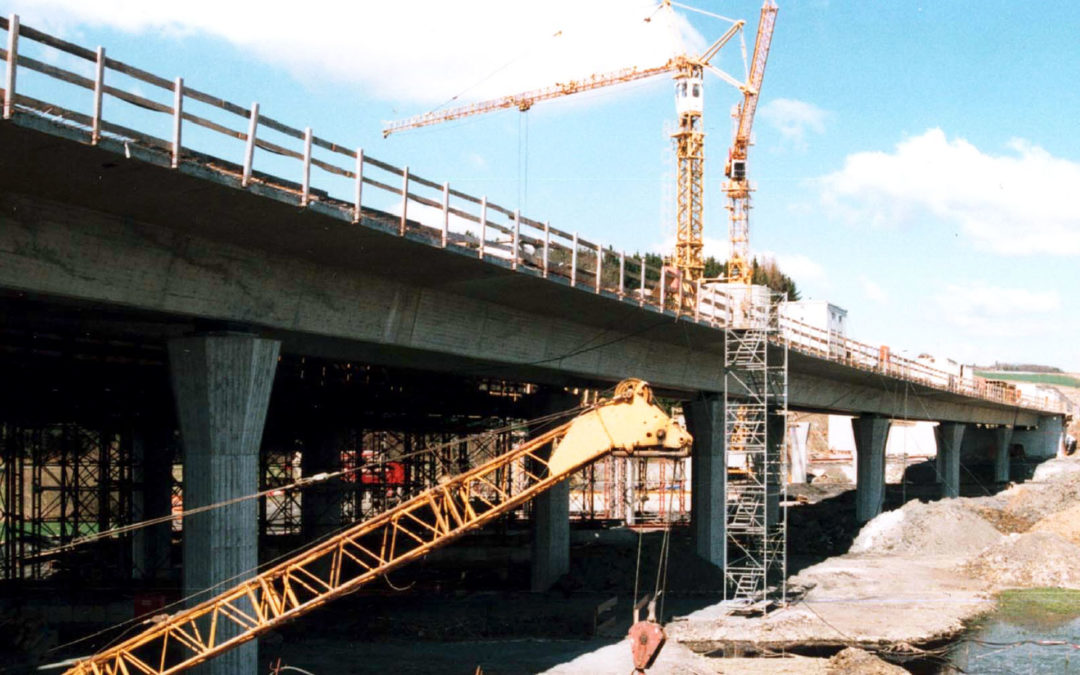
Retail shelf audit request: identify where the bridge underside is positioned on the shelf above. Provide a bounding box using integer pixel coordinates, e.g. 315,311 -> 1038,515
0,118 -> 1040,427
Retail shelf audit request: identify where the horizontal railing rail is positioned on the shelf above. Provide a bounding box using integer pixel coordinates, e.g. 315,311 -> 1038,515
0,15 -> 1065,417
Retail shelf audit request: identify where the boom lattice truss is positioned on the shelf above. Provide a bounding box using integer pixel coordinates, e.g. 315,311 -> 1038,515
66,380 -> 690,675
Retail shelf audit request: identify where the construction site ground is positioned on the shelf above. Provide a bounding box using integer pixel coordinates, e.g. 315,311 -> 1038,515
259,455 -> 1080,673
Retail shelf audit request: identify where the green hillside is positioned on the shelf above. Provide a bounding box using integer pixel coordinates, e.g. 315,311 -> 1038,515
975,371 -> 1080,388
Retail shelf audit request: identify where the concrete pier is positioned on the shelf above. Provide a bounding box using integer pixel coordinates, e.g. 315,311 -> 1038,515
685,396 -> 725,568
994,426 -> 1014,483
936,423 -> 966,499
530,391 -> 578,592
1013,415 -> 1064,459
852,415 -> 890,523
168,334 -> 280,675
788,421 -> 810,484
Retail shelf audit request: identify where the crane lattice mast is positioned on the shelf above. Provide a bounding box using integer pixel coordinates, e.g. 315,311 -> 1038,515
723,0 -> 778,286
383,6 -> 756,298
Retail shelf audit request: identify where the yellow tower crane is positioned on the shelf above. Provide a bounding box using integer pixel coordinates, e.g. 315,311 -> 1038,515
723,0 -> 778,286
383,2 -> 776,296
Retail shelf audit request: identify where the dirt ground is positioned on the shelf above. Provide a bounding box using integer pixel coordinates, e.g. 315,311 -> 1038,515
268,456 -> 1080,674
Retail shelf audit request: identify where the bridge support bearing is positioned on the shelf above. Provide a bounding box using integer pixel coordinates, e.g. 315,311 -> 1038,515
685,395 -> 726,568
852,415 -> 891,524
993,427 -> 1014,483
935,422 -> 966,499
168,334 -> 280,675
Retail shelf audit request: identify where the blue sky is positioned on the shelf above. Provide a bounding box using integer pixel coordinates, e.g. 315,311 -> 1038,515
8,0 -> 1080,370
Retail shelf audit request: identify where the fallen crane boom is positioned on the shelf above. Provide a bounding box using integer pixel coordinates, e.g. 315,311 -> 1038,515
66,379 -> 692,675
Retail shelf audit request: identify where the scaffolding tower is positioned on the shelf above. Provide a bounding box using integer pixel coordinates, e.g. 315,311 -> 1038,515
723,290 -> 788,605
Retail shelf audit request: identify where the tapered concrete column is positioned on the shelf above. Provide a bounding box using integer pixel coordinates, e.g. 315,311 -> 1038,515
852,415 -> 890,523
994,426 -> 1014,483
766,413 -> 786,527
169,334 -> 280,675
788,422 -> 810,484
684,395 -> 725,568
936,422 -> 966,499
132,425 -> 174,580
530,391 -> 578,592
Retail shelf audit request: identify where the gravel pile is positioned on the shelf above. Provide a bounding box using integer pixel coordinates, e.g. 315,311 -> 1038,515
849,499 -> 1001,556
964,531 -> 1080,589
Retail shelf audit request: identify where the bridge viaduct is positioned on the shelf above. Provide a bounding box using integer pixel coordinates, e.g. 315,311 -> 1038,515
0,19 -> 1067,673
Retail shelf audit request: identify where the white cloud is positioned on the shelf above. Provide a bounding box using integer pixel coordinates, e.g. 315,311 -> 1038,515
821,128 -> 1080,255
758,98 -> 826,150
12,0 -> 707,104
859,276 -> 887,303
936,282 -> 1060,337
762,250 -> 824,283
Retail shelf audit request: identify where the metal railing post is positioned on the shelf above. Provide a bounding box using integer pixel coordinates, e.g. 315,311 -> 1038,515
171,76 -> 183,168
659,267 -> 666,308
478,196 -> 487,259
91,46 -> 105,144
353,147 -> 363,222
543,222 -> 550,279
301,126 -> 312,206
400,166 -> 409,235
570,232 -> 578,287
618,252 -> 625,297
3,14 -> 18,120
441,182 -> 449,247
242,102 -> 258,187
595,244 -> 602,293
694,280 -> 701,321
512,210 -> 520,270
639,258 -> 646,306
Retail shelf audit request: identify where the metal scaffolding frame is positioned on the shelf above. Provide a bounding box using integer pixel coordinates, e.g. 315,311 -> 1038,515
0,423 -> 132,580
724,291 -> 788,605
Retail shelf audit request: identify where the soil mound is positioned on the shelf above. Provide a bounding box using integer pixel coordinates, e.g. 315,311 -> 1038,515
964,531 -> 1080,589
827,647 -> 907,674
849,499 -> 1000,556
1030,502 -> 1080,545
995,472 -> 1080,531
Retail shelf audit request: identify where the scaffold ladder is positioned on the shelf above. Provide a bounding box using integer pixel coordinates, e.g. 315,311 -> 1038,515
724,292 -> 788,606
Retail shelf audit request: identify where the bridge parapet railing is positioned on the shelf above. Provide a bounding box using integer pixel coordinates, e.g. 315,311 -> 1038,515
0,16 -> 1063,416
0,14 -> 708,322
777,316 -> 1066,414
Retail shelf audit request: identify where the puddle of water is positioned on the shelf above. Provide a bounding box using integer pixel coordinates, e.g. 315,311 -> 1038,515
948,589 -> 1080,674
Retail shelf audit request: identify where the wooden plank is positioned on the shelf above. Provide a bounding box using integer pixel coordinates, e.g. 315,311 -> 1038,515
257,113 -> 304,141
363,154 -> 405,176
182,85 -> 250,118
311,134 -> 356,158
103,56 -> 174,90
18,22 -> 96,62
253,137 -> 303,161
182,110 -> 245,141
